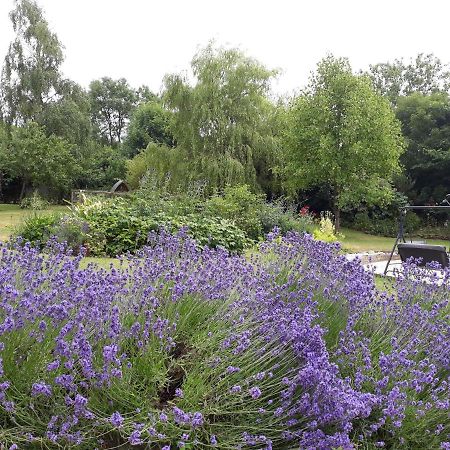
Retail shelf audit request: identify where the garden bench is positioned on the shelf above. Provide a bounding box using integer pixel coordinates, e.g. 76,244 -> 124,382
397,243 -> 449,268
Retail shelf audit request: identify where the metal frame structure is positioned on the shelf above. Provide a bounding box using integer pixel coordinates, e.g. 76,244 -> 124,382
383,200 -> 450,275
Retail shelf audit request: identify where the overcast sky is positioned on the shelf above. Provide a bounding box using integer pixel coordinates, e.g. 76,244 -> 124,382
1,0 -> 449,96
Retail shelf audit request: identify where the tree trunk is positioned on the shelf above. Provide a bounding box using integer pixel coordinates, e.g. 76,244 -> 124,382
334,207 -> 341,233
19,179 -> 27,201
331,190 -> 341,233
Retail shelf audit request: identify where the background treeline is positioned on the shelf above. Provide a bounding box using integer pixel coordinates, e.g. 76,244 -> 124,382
0,0 -> 449,234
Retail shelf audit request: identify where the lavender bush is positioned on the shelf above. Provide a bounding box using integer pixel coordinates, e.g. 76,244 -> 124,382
0,230 -> 448,449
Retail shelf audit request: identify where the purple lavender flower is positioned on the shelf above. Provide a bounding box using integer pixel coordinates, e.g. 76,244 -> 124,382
191,412 -> 203,427
249,386 -> 262,399
110,411 -> 124,427
175,388 -> 183,398
31,382 -> 52,397
230,385 -> 242,394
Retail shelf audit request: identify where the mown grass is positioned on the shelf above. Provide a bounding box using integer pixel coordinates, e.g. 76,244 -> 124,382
340,227 -> 448,253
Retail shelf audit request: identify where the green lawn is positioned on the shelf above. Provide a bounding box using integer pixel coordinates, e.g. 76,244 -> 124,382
339,227 -> 448,253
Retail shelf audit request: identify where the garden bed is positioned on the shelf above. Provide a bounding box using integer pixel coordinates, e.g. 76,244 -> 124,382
0,231 -> 448,448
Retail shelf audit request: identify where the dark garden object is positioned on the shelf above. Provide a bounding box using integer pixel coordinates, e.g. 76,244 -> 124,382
384,195 -> 450,274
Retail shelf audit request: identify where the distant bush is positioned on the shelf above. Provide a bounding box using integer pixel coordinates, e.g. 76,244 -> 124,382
205,185 -> 264,240
14,213 -> 59,248
20,191 -> 50,210
51,215 -> 89,254
205,185 -> 315,239
13,212 -> 88,254
14,185 -> 321,256
345,190 -> 424,237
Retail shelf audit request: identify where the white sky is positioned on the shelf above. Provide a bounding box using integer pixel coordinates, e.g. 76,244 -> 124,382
1,0 -> 449,96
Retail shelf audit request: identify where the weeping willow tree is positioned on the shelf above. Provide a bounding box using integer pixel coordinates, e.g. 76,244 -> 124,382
163,43 -> 280,194
126,143 -> 190,192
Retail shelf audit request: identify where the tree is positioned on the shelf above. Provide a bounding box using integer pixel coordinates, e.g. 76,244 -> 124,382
0,121 -> 8,199
38,80 -> 92,147
163,43 -> 279,193
0,0 -> 64,125
369,53 -> 450,105
135,85 -> 158,104
89,77 -> 136,146
123,100 -> 174,157
396,92 -> 450,203
282,56 -> 405,230
126,143 -> 188,191
76,142 -> 126,190
0,122 -> 77,199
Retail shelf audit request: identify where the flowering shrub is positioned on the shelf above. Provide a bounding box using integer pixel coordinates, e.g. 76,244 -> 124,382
0,230 -> 448,448
313,210 -> 338,242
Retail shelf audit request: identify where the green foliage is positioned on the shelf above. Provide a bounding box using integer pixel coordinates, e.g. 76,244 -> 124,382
203,185 -> 315,240
205,185 -> 264,240
38,80 -> 92,148
352,210 -> 422,237
50,215 -> 89,253
163,43 -> 280,193
70,197 -> 251,256
395,92 -> 450,204
19,190 -> 50,210
282,55 -> 405,230
368,53 -> 450,105
13,213 -> 59,247
78,142 -> 126,190
345,191 -> 422,237
313,211 -> 338,242
258,200 -> 315,235
15,185 -> 315,257
126,143 -> 189,192
89,77 -> 137,146
0,122 -> 78,199
123,100 -> 174,157
0,0 -> 64,125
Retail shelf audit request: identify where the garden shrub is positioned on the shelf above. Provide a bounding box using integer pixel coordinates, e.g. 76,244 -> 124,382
19,190 -> 50,210
313,211 -> 338,242
70,197 -> 250,256
205,185 -> 315,239
13,213 -> 59,248
345,190 -> 424,237
352,210 -> 422,237
50,215 -> 89,255
204,185 -> 264,240
259,200 -> 315,236
14,186 -> 321,256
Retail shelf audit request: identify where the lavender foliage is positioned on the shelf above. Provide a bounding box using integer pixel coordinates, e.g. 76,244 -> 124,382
0,230 -> 448,448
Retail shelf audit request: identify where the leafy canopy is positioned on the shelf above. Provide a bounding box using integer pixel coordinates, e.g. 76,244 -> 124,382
163,43 -> 279,192
396,92 -> 450,203
123,100 -> 174,157
89,77 -> 137,146
369,53 -> 450,105
282,56 -> 405,227
0,0 -> 64,125
0,122 -> 77,197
